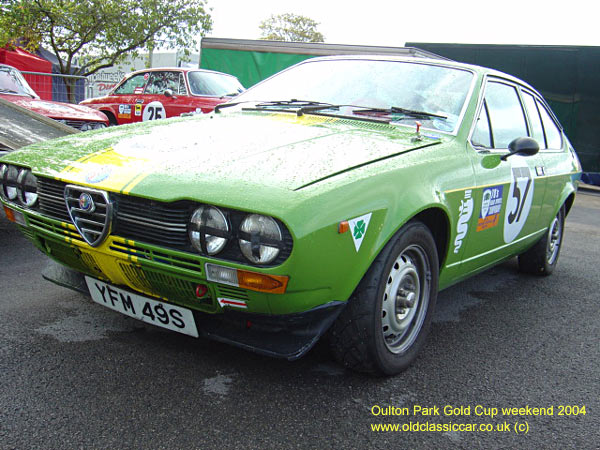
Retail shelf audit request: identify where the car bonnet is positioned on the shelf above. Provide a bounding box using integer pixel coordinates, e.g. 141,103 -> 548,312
2,111 -> 443,197
5,96 -> 108,122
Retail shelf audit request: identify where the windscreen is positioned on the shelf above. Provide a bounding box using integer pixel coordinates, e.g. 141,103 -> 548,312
234,59 -> 474,133
187,71 -> 245,97
0,66 -> 39,98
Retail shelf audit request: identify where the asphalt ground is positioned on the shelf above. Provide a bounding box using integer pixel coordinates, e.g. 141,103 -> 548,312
1,191 -> 598,450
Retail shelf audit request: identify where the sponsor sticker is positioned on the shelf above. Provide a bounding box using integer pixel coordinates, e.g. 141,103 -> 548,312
118,104 -> 132,119
348,213 -> 372,252
217,298 -> 247,309
454,189 -> 473,254
84,165 -> 114,184
134,104 -> 142,116
477,185 -> 503,232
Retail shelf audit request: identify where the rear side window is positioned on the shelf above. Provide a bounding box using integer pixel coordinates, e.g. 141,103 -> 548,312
484,82 -> 528,149
114,73 -> 148,95
538,102 -> 563,149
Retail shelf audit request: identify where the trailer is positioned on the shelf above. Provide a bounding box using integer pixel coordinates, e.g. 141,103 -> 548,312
199,37 -> 446,89
407,43 -> 600,183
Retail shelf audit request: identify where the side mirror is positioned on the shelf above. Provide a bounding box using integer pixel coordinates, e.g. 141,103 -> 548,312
501,137 -> 540,160
164,89 -> 176,98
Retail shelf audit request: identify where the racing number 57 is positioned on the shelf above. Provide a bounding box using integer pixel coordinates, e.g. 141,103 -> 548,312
508,166 -> 532,224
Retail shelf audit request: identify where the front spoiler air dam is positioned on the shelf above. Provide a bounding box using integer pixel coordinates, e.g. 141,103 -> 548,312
42,260 -> 345,360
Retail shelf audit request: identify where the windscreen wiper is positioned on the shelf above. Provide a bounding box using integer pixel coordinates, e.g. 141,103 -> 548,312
354,106 -> 447,120
255,99 -> 335,109
215,99 -> 334,113
0,88 -> 19,94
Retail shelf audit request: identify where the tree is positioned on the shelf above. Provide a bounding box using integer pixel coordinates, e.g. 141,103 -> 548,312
259,13 -> 324,43
0,0 -> 212,101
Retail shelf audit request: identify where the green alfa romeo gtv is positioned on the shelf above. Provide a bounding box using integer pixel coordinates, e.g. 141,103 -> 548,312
0,55 -> 581,375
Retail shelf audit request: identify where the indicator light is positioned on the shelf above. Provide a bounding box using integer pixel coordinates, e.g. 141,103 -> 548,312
338,221 -> 349,234
3,205 -> 26,226
205,263 -> 289,294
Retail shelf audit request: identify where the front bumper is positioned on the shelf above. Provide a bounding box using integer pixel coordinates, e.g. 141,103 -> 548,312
42,260 -> 345,360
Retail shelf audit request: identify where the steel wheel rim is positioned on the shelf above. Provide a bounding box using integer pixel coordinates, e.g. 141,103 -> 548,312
546,215 -> 562,265
381,244 -> 430,354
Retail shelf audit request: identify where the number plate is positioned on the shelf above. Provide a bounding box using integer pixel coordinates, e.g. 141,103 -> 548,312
85,277 -> 199,337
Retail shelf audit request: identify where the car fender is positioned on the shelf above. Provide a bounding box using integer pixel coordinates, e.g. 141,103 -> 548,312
275,159 -> 459,315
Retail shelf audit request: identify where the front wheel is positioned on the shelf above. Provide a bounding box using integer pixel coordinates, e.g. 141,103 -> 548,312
518,206 -> 565,276
329,220 -> 439,375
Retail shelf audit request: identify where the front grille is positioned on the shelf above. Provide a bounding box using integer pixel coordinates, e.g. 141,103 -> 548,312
113,195 -> 191,248
53,119 -> 99,130
118,263 -> 216,312
38,177 -> 71,222
64,185 -> 112,247
108,239 -> 203,274
35,177 -> 293,266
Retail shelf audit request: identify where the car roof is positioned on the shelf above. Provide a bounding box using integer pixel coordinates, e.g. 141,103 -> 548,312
297,54 -> 536,90
126,67 -> 239,78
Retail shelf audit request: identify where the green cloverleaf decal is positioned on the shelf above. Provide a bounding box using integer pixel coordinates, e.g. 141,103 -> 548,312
353,220 -> 366,239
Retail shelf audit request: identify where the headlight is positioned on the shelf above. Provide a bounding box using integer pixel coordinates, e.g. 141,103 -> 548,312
0,164 -> 19,201
80,123 -> 91,132
93,122 -> 107,130
189,206 -> 229,255
239,214 -> 282,264
0,164 -> 7,199
17,169 -> 38,207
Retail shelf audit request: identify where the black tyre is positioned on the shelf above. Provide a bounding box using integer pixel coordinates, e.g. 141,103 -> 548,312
329,220 -> 439,375
518,206 -> 565,276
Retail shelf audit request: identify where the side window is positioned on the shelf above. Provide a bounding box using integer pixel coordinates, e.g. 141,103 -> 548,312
485,82 -> 528,149
178,73 -> 188,95
145,71 -> 181,95
472,100 -> 492,148
113,73 -> 148,95
537,101 -> 563,149
522,91 -> 546,148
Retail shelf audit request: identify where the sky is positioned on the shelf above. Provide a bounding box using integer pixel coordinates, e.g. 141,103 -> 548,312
206,0 -> 599,47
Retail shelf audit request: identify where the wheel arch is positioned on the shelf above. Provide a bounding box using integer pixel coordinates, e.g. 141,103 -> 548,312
563,191 -> 576,216
411,207 -> 451,269
557,183 -> 577,218
101,109 -> 118,125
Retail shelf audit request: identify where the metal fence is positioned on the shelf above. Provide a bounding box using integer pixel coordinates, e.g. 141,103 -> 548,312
21,71 -> 90,104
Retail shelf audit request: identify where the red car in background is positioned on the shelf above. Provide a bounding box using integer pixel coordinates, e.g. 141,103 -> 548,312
0,64 -> 109,131
80,67 -> 244,125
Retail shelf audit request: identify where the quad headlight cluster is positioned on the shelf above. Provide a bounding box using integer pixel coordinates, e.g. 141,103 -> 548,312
55,120 -> 107,131
80,122 -> 107,132
0,164 -> 38,207
188,205 -> 289,265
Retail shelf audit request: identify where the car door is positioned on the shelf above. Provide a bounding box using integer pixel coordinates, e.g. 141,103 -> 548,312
108,72 -> 149,124
141,71 -> 193,121
520,89 -> 571,224
460,78 -> 548,274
